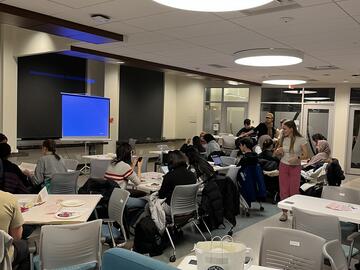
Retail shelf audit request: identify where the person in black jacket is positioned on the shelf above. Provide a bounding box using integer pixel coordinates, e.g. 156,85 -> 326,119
182,146 -> 215,181
158,150 -> 197,214
236,137 -> 258,167
0,143 -> 32,194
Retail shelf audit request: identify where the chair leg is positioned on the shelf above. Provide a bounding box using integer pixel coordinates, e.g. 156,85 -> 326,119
165,227 -> 176,258
348,240 -> 355,268
121,225 -> 128,243
108,222 -> 116,248
192,221 -> 207,241
201,217 -> 212,239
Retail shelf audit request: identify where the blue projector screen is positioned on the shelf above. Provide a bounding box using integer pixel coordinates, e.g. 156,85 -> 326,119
62,93 -> 110,139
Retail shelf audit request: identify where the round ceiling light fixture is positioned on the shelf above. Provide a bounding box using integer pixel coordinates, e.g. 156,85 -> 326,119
234,48 -> 304,67
262,75 -> 307,86
152,0 -> 273,12
283,90 -> 317,95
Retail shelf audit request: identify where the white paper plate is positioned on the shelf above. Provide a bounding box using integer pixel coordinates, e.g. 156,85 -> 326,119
60,199 -> 85,207
55,211 -> 81,220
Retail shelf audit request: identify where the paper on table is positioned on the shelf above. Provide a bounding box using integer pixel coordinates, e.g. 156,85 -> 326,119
35,187 -> 48,204
326,202 -> 355,211
18,162 -> 36,172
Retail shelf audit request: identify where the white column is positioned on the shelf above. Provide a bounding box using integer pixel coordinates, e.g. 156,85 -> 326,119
333,84 -> 350,168
248,86 -> 261,126
163,74 -> 177,139
103,63 -> 120,153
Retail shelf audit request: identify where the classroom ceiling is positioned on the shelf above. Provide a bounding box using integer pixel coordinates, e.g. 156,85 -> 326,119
2,0 -> 360,85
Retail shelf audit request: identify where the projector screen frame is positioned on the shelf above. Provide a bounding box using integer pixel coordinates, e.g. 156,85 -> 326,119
61,92 -> 111,141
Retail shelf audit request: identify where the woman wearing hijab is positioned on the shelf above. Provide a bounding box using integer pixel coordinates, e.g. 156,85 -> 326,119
304,140 -> 331,169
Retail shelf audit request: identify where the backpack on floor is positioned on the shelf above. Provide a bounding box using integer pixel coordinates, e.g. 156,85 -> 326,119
133,216 -> 164,257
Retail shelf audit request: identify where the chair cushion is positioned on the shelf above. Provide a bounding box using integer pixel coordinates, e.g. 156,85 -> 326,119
33,255 -> 97,270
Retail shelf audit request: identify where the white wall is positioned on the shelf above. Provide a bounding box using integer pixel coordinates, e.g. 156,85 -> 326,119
248,86 -> 261,126
103,63 -> 120,154
175,77 -> 204,139
163,74 -> 177,139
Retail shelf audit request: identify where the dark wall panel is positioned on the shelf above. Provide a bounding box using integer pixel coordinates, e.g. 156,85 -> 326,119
119,66 -> 164,141
17,53 -> 86,139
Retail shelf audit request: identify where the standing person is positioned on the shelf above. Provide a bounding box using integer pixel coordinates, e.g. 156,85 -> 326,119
236,119 -> 254,137
25,139 -> 67,187
239,112 -> 276,140
276,118 -> 287,140
0,190 -> 30,270
274,120 -> 308,221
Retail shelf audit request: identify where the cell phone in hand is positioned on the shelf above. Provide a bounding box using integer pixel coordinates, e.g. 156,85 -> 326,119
137,157 -> 143,162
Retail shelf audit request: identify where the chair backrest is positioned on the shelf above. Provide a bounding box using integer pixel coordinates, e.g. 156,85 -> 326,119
229,149 -> 239,158
90,159 -> 111,179
226,166 -> 241,184
221,135 -> 236,149
102,248 -> 178,270
40,219 -> 102,270
49,171 -> 80,194
323,240 -> 348,270
108,188 -> 130,227
170,183 -> 200,223
292,207 -> 341,241
321,186 -> 360,204
220,156 -> 236,166
63,159 -> 79,171
259,227 -> 325,270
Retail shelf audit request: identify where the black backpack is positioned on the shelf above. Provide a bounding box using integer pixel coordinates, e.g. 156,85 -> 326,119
133,216 -> 164,257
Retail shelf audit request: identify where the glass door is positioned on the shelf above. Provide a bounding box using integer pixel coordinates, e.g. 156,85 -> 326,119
221,103 -> 247,135
301,104 -> 334,155
347,107 -> 360,174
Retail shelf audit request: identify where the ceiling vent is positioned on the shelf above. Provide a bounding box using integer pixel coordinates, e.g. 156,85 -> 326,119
208,64 -> 228,69
240,0 -> 301,16
305,65 -> 340,71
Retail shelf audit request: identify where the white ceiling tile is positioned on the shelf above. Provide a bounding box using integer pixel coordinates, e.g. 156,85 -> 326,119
124,10 -> 220,31
3,0 -> 73,15
338,0 -> 360,16
158,20 -> 242,39
130,40 -> 197,54
98,21 -> 145,34
48,0 -> 113,9
125,31 -> 174,45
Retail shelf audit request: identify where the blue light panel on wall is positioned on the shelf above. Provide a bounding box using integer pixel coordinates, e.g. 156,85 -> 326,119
62,93 -> 110,140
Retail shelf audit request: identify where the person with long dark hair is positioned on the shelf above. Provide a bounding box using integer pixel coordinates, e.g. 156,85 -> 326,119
184,146 -> 215,181
26,139 -> 67,186
275,120 -> 308,221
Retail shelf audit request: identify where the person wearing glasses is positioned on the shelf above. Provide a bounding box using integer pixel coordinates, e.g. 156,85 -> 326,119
239,112 -> 277,140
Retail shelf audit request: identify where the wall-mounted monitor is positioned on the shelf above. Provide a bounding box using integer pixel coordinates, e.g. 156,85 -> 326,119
61,93 -> 110,141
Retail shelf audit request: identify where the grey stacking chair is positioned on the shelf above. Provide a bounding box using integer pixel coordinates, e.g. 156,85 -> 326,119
226,166 -> 240,185
165,183 -> 211,262
292,207 -> 360,268
323,240 -> 348,270
49,171 -> 80,194
259,227 -> 325,270
37,219 -> 102,270
63,158 -> 79,171
229,149 -> 239,158
90,159 -> 111,179
321,186 -> 360,204
102,188 -> 130,247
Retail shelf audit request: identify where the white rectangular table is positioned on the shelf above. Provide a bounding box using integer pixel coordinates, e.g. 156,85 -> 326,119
15,194 -> 102,225
82,153 -> 116,160
278,194 -> 360,224
177,255 -> 277,270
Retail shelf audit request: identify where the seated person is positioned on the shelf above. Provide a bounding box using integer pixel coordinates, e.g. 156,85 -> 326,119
258,138 -> 280,171
183,146 -> 215,181
104,143 -> 146,210
0,143 -> 32,194
158,150 -> 197,215
311,133 -> 327,148
236,137 -> 258,167
203,134 -> 221,159
180,136 -> 206,154
0,190 -> 30,270
0,133 -> 8,143
236,119 -> 254,137
25,139 -> 67,187
303,140 -> 331,170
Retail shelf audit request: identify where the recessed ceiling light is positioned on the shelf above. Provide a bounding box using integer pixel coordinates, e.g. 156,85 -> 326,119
90,14 -> 111,24
152,0 -> 273,12
234,48 -> 304,67
304,97 -> 330,101
283,90 -> 317,94
227,80 -> 244,86
343,80 -> 349,83
263,76 -> 307,86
